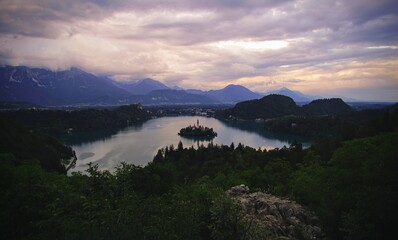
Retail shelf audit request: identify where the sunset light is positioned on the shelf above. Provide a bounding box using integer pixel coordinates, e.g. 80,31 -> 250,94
215,40 -> 289,50
1,0 -> 397,100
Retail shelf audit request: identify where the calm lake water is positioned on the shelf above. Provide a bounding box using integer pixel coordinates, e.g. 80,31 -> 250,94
60,116 -> 310,173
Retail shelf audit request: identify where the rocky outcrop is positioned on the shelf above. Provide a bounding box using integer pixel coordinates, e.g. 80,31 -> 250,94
227,185 -> 325,240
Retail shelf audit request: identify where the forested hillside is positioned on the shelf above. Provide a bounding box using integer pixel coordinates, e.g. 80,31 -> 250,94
0,118 -> 74,173
218,94 -> 301,119
0,104 -> 152,135
0,107 -> 397,239
264,108 -> 395,138
216,95 -> 354,120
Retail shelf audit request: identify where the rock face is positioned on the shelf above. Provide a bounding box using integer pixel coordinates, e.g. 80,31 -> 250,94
227,185 -> 325,240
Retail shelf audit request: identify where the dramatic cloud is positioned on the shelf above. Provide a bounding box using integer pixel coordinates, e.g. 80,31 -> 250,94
1,0 -> 397,100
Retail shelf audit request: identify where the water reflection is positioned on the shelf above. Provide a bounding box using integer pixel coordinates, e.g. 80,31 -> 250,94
58,122 -> 144,146
62,116 -> 311,173
219,119 -> 310,146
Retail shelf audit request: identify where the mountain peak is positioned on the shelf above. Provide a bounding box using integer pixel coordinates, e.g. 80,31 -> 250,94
204,84 -> 261,103
138,78 -> 158,84
279,87 -> 293,92
70,67 -> 84,72
224,84 -> 248,90
120,78 -> 169,95
265,87 -> 317,103
225,84 -> 239,88
135,78 -> 168,87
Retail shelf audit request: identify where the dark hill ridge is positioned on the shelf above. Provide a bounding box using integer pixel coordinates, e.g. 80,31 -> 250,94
303,98 -> 355,115
0,117 -> 74,173
217,95 -> 354,120
221,94 -> 301,119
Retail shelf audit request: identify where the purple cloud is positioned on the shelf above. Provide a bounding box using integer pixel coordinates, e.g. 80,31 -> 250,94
0,0 -> 397,100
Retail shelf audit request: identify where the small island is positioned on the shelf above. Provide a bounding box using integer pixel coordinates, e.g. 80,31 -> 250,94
178,119 -> 217,140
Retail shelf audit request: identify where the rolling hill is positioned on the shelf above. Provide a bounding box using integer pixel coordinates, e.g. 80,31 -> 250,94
264,87 -> 319,103
217,95 -> 355,120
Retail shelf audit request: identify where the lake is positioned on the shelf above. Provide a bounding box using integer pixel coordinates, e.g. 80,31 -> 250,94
60,116 -> 310,173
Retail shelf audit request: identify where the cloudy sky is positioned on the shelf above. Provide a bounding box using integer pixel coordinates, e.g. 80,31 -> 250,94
1,0 -> 397,101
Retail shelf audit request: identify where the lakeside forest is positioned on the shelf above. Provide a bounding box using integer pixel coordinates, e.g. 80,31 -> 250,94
1,98 -> 398,239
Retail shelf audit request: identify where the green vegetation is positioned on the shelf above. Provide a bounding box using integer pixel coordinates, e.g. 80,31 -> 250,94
0,104 -> 152,135
0,118 -> 74,173
302,98 -> 354,115
265,109 -> 396,138
217,94 -> 301,120
216,95 -> 354,120
0,101 -> 41,110
0,151 -> 235,239
0,107 -> 397,239
178,120 -> 217,140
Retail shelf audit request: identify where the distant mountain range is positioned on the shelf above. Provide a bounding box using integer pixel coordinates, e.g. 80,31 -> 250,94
0,66 -> 130,105
264,87 -> 319,103
1,65 -> 331,106
128,89 -> 216,105
120,78 -> 170,95
186,84 -> 262,103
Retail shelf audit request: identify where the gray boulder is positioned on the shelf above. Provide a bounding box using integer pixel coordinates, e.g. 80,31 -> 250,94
227,185 -> 325,240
